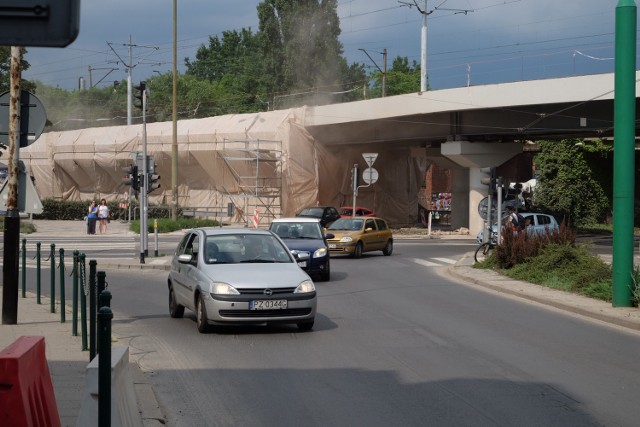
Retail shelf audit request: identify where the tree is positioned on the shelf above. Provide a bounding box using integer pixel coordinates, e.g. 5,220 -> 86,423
369,56 -> 422,98
534,139 -> 608,227
257,0 -> 346,105
0,47 -> 34,93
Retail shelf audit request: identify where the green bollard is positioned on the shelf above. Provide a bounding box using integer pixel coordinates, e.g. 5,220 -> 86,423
98,306 -> 113,427
36,242 -> 41,304
97,287 -> 111,355
59,248 -> 66,323
50,243 -> 56,313
21,238 -> 26,298
79,253 -> 88,351
89,259 -> 97,361
72,250 -> 79,336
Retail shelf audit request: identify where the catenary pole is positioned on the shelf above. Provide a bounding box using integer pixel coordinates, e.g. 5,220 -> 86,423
172,0 -> 178,220
612,0 -> 637,307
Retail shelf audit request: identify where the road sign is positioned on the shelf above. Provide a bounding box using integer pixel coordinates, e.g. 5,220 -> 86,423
0,91 -> 47,148
0,161 -> 43,214
362,167 -> 379,185
0,1 -> 80,47
362,153 -> 378,167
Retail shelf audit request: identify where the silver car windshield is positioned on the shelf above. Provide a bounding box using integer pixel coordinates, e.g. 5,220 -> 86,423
204,234 -> 292,265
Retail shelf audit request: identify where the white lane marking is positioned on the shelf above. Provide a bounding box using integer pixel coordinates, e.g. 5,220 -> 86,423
409,258 -> 440,267
432,257 -> 456,264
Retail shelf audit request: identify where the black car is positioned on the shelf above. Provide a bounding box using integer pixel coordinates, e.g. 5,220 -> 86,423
270,218 -> 333,281
296,206 -> 340,227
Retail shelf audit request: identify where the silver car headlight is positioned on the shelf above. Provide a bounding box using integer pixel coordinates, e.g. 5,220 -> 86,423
313,247 -> 328,258
294,280 -> 315,294
340,236 -> 353,243
209,282 -> 240,295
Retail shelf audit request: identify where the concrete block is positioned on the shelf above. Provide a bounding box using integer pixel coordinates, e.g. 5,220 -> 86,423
75,346 -> 143,427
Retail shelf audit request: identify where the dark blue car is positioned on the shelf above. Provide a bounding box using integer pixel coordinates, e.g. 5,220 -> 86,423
269,218 -> 333,281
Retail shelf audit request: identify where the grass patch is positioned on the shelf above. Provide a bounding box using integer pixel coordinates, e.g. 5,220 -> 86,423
501,243 -> 612,302
129,217 -> 221,234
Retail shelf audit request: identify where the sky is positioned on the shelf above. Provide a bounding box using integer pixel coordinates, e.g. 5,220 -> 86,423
22,0 -> 627,92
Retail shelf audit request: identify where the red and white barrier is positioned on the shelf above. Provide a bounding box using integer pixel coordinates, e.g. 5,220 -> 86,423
252,209 -> 259,228
0,336 -> 61,427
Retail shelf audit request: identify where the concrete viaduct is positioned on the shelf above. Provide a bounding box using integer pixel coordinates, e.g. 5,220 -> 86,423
302,71 -> 638,236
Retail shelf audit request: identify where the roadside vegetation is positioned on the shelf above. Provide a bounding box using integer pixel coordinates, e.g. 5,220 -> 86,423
0,217 -> 37,234
475,139 -> 640,306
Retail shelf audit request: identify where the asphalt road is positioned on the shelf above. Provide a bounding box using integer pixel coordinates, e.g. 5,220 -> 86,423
73,239 -> 640,427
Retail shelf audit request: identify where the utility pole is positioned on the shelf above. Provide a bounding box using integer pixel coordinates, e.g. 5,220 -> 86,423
107,36 -> 159,125
400,0 -> 472,92
359,48 -> 388,97
2,47 -> 22,325
171,0 -> 178,220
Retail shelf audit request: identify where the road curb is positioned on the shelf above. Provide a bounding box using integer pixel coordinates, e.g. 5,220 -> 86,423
448,263 -> 640,332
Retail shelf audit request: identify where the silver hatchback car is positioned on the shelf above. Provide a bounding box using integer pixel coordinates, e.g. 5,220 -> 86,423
168,228 -> 317,333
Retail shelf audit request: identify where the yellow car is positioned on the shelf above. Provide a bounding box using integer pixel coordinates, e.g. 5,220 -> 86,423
325,217 -> 393,258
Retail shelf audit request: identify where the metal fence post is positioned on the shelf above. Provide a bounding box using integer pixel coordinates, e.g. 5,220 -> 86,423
36,241 -> 41,304
98,306 -> 113,427
59,248 -> 66,323
21,238 -> 26,298
72,250 -> 79,336
50,243 -> 56,313
89,259 -> 97,360
79,253 -> 88,352
97,286 -> 111,356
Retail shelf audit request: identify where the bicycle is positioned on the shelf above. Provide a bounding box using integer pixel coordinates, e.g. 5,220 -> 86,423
474,241 -> 495,263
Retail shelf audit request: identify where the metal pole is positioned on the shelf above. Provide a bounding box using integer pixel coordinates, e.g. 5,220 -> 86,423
79,253 -> 88,351
89,259 -> 97,360
50,243 -> 56,313
1,46 -> 22,325
97,273 -> 108,356
72,250 -> 79,336
172,0 -> 179,221
21,238 -> 26,298
420,1 -> 427,92
127,35 -> 132,125
612,0 -> 637,307
154,219 -> 159,257
382,48 -> 387,97
351,164 -> 358,216
59,248 -> 65,323
140,88 -> 148,263
98,306 -> 113,427
36,242 -> 41,304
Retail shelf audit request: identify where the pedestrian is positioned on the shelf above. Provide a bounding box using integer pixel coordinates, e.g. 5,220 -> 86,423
506,206 -> 524,232
87,201 -> 98,235
98,198 -> 110,234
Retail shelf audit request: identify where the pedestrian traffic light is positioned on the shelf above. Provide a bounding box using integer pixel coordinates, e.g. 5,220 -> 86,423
122,165 -> 138,191
133,81 -> 146,110
147,173 -> 160,193
480,167 -> 496,197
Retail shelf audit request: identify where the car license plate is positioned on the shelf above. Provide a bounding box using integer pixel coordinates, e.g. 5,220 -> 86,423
297,261 -> 307,267
250,299 -> 287,310
329,243 -> 336,248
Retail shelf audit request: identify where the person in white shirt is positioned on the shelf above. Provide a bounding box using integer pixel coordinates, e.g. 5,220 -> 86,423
98,198 -> 110,234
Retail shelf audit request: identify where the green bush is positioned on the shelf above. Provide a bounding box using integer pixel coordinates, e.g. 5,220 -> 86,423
504,243 -> 612,301
33,198 -> 185,221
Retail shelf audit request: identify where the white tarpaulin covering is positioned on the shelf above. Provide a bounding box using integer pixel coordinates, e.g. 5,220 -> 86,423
20,107 -> 427,226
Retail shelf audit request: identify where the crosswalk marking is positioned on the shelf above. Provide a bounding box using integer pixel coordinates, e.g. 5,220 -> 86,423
409,258 -> 440,267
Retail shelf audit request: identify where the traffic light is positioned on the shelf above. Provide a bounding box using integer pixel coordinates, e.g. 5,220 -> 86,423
122,164 -> 138,191
147,173 -> 160,193
480,167 -> 496,197
133,81 -> 146,110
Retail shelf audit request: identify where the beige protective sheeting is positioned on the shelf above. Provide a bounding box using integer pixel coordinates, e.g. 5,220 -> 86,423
19,107 -> 427,226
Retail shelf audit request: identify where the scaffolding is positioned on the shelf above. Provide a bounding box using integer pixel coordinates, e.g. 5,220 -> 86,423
221,139 -> 283,227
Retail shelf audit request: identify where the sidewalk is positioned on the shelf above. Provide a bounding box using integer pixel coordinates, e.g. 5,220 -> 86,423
2,220 -> 638,426
1,219 -> 167,426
